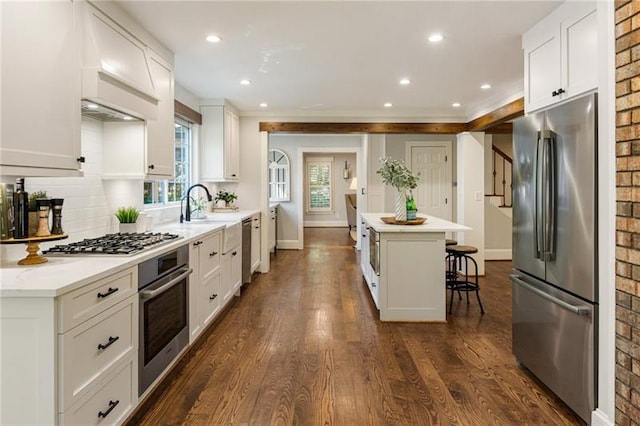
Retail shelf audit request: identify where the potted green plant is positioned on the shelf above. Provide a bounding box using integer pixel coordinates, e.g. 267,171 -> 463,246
115,206 -> 140,233
214,190 -> 238,208
377,157 -> 420,221
28,191 -> 48,236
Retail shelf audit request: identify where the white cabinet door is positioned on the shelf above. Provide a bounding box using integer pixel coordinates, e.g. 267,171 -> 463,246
524,25 -> 561,113
199,270 -> 222,328
200,105 -> 240,182
230,246 -> 242,292
224,109 -> 240,180
145,51 -> 175,178
0,1 -> 82,176
561,6 -> 598,100
251,213 -> 261,273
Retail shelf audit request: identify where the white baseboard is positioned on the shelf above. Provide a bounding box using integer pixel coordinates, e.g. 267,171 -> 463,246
485,248 -> 512,260
276,240 -> 302,250
591,409 -> 614,426
304,220 -> 347,227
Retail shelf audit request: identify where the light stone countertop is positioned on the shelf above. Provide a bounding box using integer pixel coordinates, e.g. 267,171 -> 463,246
361,213 -> 471,233
0,221 -> 236,298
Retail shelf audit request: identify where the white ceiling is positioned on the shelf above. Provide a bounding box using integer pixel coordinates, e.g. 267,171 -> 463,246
115,0 -> 562,120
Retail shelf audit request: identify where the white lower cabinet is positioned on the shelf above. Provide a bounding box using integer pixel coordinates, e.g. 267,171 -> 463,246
189,229 -> 224,342
60,355 -> 136,426
59,298 -> 136,411
199,271 -> 222,328
222,244 -> 242,303
0,267 -> 139,426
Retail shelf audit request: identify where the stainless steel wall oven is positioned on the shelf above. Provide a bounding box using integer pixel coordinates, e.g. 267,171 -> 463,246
138,244 -> 191,395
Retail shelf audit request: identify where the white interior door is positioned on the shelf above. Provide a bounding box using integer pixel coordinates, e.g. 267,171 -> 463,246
407,142 -> 452,220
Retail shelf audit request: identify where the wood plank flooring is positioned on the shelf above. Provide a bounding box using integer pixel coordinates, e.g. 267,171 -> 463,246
126,227 -> 584,425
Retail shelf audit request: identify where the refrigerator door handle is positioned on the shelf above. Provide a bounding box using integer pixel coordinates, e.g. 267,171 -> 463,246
534,132 -> 543,259
542,130 -> 556,261
510,274 -> 591,315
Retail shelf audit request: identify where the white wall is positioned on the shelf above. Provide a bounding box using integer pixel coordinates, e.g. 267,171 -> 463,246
268,133 -> 361,247
456,132 -> 486,275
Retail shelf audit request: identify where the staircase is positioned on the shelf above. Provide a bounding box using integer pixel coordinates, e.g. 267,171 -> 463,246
488,145 -> 512,208
485,144 -> 512,260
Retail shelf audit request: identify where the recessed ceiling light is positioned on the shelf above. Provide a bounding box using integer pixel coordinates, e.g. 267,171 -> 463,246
481,83 -> 491,90
240,79 -> 251,86
428,33 -> 444,43
384,102 -> 393,108
452,102 -> 461,108
206,35 -> 222,43
399,78 -> 411,85
122,115 -> 133,121
86,103 -> 99,109
259,102 -> 268,108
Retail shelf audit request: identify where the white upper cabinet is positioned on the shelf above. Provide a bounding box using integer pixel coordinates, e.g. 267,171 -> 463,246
523,2 -> 597,113
0,1 -> 82,177
200,104 -> 240,182
145,51 -> 175,178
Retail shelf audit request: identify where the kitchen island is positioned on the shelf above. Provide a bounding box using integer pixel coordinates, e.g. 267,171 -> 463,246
360,213 -> 471,322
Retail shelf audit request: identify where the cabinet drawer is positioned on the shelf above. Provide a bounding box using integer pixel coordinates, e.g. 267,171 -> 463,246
199,232 -> 221,279
59,296 -> 137,410
58,266 -> 137,333
199,270 -> 221,327
60,356 -> 136,426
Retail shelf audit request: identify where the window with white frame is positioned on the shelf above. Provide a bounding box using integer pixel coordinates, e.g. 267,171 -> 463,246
144,118 -> 191,205
268,148 -> 290,202
306,157 -> 333,212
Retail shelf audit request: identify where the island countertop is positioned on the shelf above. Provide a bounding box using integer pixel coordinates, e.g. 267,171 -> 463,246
361,213 -> 471,233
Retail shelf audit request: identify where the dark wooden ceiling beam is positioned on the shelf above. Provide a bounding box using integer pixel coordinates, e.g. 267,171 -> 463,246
259,122 -> 468,134
466,98 -> 524,131
175,100 -> 202,125
258,97 -> 524,135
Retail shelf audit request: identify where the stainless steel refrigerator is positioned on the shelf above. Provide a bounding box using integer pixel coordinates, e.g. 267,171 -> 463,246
511,92 -> 597,424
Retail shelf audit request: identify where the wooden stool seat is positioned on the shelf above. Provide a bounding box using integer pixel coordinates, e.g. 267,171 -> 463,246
447,245 -> 478,254
445,239 -> 457,246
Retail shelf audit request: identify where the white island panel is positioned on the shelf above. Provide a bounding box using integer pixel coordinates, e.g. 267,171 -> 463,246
382,237 -> 446,321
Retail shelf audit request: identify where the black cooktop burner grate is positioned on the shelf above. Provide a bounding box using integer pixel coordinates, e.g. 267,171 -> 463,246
43,232 -> 181,256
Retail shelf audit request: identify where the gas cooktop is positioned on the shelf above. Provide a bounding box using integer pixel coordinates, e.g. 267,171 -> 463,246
43,232 -> 182,256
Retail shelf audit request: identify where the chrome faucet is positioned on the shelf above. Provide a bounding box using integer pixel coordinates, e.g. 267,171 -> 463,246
181,184 -> 212,223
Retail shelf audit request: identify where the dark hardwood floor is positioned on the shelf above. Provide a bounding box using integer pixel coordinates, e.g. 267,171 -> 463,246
127,227 -> 583,425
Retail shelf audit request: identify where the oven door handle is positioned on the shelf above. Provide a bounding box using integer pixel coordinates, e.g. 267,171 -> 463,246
140,267 -> 192,300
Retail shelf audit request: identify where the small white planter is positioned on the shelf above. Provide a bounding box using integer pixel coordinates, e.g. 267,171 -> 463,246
118,223 -> 137,233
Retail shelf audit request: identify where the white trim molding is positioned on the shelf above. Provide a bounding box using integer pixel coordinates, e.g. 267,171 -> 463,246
484,249 -> 512,261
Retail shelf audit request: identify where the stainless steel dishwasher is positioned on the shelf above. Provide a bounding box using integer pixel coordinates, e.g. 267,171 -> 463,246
242,218 -> 252,284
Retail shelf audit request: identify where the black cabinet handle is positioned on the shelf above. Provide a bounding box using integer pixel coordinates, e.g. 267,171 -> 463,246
209,293 -> 218,300
254,218 -> 259,221
193,241 -> 203,247
551,90 -> 557,97
148,164 -> 155,170
209,251 -> 218,257
97,336 -> 119,351
98,400 -> 119,418
97,287 -> 118,299
255,226 -> 260,229
557,88 -> 565,95
552,88 -> 565,97
231,174 -> 237,177
77,156 -> 86,163
232,251 -> 237,256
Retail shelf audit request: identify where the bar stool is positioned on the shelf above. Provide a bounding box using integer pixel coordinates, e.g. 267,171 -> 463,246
445,239 -> 458,283
445,245 -> 485,314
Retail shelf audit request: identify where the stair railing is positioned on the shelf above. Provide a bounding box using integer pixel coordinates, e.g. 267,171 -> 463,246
490,145 -> 512,207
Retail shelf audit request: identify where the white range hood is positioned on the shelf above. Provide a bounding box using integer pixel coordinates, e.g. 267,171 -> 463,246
81,1 -> 159,120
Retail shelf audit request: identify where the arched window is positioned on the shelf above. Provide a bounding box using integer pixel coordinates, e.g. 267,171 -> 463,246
268,148 -> 290,202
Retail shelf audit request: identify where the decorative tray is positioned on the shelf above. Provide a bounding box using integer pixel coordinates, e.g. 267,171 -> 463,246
212,206 -> 239,212
380,217 -> 426,225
